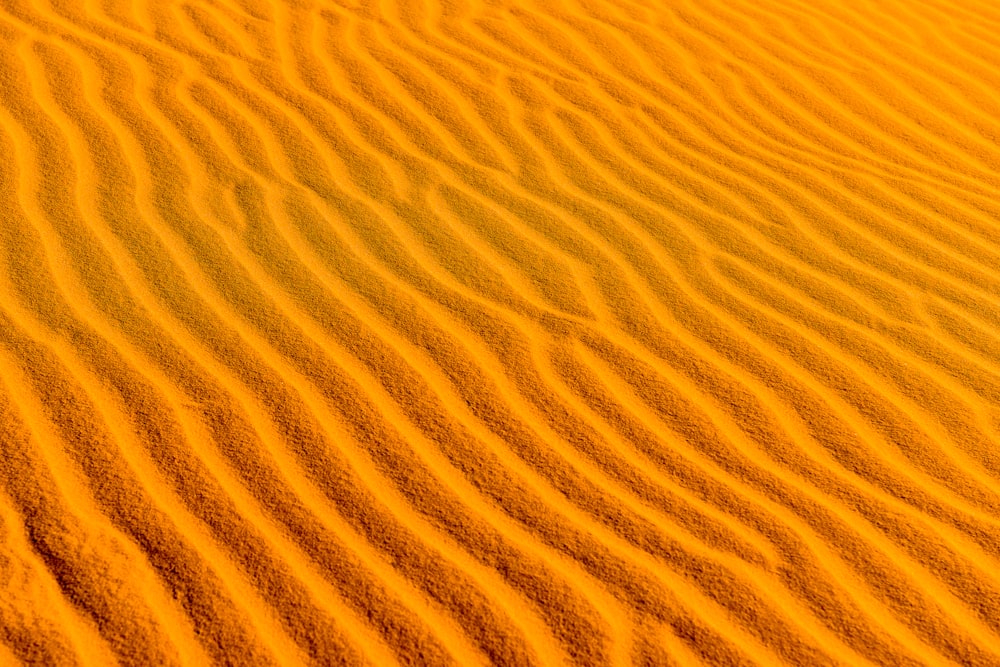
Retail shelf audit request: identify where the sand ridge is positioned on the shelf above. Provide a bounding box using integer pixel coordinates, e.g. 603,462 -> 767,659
3,0 -> 1000,664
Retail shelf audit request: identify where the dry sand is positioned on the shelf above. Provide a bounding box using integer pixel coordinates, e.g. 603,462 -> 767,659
2,0 -> 1000,664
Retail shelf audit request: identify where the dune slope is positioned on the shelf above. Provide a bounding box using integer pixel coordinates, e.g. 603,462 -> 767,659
3,0 -> 1000,664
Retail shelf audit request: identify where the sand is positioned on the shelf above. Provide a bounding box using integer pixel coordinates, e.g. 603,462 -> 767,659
2,0 -> 1000,664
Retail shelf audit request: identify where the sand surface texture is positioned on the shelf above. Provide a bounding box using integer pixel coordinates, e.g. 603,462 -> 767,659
2,0 -> 1000,664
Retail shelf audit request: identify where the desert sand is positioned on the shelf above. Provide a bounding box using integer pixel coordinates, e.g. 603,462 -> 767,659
2,0 -> 1000,664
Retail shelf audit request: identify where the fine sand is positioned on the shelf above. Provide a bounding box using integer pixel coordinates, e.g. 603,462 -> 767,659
3,0 -> 1000,664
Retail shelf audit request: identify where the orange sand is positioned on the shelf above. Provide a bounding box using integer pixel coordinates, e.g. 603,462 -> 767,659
3,0 -> 1000,664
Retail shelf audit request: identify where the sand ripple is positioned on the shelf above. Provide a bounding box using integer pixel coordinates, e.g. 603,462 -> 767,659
3,0 -> 1000,664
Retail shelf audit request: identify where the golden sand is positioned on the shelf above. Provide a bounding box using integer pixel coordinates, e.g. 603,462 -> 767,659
3,0 -> 1000,664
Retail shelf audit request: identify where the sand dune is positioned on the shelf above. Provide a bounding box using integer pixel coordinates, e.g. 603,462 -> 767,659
2,0 -> 1000,664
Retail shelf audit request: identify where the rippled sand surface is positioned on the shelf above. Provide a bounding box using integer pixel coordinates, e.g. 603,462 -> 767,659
3,0 -> 1000,664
